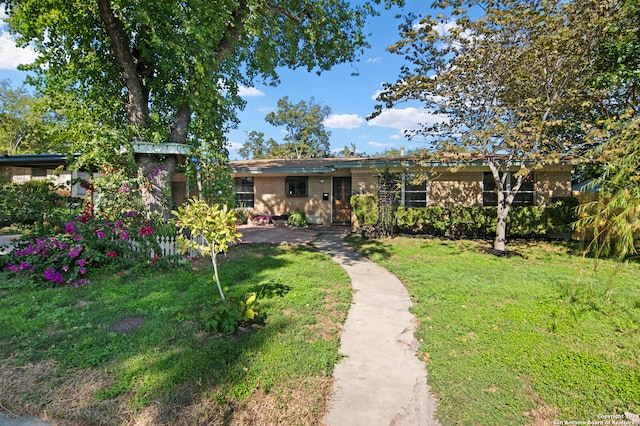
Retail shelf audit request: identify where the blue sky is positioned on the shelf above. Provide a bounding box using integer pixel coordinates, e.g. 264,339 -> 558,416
0,0 -> 435,160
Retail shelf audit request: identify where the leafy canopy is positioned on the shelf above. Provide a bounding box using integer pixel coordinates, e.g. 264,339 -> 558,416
374,0 -> 613,250
5,0 -> 403,162
240,96 -> 332,159
0,79 -> 56,155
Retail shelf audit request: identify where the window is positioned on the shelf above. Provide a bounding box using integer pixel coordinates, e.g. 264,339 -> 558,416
235,177 -> 255,208
403,173 -> 428,207
482,172 -> 535,206
286,176 -> 308,197
31,168 -> 47,179
378,173 -> 428,207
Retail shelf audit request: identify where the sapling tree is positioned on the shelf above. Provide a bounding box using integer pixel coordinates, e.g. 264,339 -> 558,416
173,197 -> 242,301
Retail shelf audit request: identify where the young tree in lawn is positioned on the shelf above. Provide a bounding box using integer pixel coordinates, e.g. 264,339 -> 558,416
240,96 -> 332,159
4,0 -> 402,214
174,198 -> 242,301
372,0 -> 612,251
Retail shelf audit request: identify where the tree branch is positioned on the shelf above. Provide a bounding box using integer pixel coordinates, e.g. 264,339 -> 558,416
96,0 -> 149,129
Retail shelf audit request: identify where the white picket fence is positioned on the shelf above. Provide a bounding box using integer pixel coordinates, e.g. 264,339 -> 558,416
132,235 -> 206,258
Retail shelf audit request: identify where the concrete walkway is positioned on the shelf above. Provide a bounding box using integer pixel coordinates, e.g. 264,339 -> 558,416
315,234 -> 440,426
0,228 -> 439,425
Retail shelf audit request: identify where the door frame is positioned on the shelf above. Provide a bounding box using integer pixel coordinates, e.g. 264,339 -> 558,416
331,176 -> 352,224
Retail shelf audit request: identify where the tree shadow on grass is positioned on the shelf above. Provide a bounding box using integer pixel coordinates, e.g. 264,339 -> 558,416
342,234 -> 394,262
0,242 -> 347,425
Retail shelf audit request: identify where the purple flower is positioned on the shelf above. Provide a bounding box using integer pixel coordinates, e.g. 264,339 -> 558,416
77,259 -> 87,267
43,268 -> 64,284
14,244 -> 35,257
73,234 -> 83,242
68,246 -> 83,259
125,210 -> 138,217
80,268 -> 87,275
64,222 -> 76,234
120,231 -> 130,240
62,266 -> 69,272
19,262 -> 30,270
96,230 -> 107,239
8,264 -> 19,272
72,279 -> 87,287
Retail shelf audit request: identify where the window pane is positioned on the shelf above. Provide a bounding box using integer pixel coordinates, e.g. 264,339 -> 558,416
285,177 -> 308,197
405,192 -> 427,207
234,177 -> 254,208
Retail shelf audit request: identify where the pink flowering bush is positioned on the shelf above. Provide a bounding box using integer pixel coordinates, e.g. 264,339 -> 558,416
6,204 -> 165,287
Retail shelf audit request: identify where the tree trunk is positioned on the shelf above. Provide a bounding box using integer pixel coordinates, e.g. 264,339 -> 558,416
170,102 -> 191,144
96,0 -> 149,129
136,154 -> 177,220
494,203 -> 509,252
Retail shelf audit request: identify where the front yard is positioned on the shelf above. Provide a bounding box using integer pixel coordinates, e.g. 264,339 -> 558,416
0,244 -> 351,425
347,235 -> 640,425
2,233 -> 639,425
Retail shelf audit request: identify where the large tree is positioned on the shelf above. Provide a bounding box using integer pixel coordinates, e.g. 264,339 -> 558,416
240,96 -> 332,159
373,0 -> 613,251
5,0 -> 401,214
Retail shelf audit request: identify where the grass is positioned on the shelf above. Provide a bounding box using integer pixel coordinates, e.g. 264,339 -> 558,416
346,235 -> 640,425
0,244 -> 352,425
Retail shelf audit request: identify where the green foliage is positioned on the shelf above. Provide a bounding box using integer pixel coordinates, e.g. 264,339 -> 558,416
240,96 -> 331,159
392,203 -> 579,239
173,197 -> 242,300
0,79 -> 56,155
0,179 -> 68,227
576,116 -> 640,259
90,164 -> 146,219
395,206 -> 449,235
5,0 -> 401,169
5,206 -> 166,288
350,194 -> 379,227
202,292 -> 259,334
287,210 -> 308,227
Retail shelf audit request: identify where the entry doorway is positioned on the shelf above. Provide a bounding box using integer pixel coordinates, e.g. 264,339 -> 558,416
332,177 -> 352,223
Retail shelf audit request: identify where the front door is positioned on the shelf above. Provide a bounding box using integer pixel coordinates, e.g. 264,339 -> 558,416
332,177 -> 352,223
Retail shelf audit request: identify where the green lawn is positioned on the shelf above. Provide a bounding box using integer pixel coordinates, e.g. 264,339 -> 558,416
0,244 -> 351,425
346,236 -> 640,425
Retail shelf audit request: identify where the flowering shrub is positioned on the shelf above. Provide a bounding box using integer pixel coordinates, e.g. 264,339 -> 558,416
6,204 -> 164,287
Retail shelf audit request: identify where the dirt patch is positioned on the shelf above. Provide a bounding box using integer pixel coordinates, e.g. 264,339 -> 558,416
107,317 -> 144,332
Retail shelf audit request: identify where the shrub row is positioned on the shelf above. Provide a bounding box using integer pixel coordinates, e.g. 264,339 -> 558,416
351,195 -> 579,239
0,180 -> 71,228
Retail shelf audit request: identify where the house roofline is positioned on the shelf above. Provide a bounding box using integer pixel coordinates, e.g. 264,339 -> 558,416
0,154 -> 69,168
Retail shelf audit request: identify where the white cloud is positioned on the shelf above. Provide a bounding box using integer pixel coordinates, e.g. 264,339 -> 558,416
368,140 -> 395,148
367,107 -> 448,132
366,57 -> 382,64
323,113 -> 363,129
227,140 -> 243,151
0,31 -> 38,70
238,85 -> 265,97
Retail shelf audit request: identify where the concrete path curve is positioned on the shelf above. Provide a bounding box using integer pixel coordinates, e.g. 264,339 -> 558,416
315,234 -> 440,426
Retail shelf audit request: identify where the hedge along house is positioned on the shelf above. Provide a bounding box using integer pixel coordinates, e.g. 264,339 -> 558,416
230,156 -> 573,227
